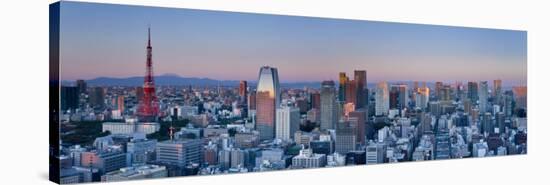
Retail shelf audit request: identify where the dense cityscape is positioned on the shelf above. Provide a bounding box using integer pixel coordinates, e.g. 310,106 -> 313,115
56,28 -> 527,184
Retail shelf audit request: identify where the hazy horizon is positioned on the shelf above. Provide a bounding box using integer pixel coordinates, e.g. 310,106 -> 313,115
59,2 -> 527,86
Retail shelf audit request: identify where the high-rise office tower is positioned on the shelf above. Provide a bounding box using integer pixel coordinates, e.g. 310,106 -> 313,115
512,86 -> 527,110
467,81 -> 479,102
479,81 -> 489,113
375,82 -> 389,116
389,86 -> 399,109
493,79 -> 502,101
338,72 -> 348,102
248,91 -> 256,111
256,66 -> 280,140
354,70 -> 367,108
416,86 -> 430,109
310,92 -> 321,110
345,79 -> 357,106
435,81 -> 443,100
320,80 -> 338,130
76,79 -> 87,94
335,121 -> 357,154
390,85 -> 399,109
440,85 -> 452,101
481,112 -> 493,134
492,79 -> 502,96
348,109 -> 366,145
239,80 -> 248,118
276,106 -> 300,141
239,81 -> 248,101
455,82 -> 465,100
503,91 -> 513,117
89,87 -> 105,108
116,95 -> 125,113
496,112 -> 506,134
247,91 -> 257,119
396,84 -> 409,110
434,130 -> 451,160
137,27 -> 160,122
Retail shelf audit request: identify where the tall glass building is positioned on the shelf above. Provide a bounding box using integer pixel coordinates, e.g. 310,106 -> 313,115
255,66 -> 280,140
375,81 -> 389,116
320,80 -> 337,130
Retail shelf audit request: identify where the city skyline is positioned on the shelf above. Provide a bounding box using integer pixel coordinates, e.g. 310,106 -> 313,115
59,2 -> 526,86
52,2 -> 528,184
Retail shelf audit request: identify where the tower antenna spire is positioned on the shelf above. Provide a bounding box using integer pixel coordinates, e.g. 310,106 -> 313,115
137,25 -> 159,122
147,25 -> 151,47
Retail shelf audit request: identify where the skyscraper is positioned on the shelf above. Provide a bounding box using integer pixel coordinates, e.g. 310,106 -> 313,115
89,87 -> 105,108
493,79 -> 502,101
389,86 -> 399,109
440,85 -> 452,101
335,121 -> 356,155
481,112 -> 493,134
338,72 -> 348,102
512,86 -> 527,110
434,130 -> 451,160
239,80 -> 248,118
320,80 -> 338,130
413,81 -> 419,92
348,109 -> 366,145
390,84 -> 408,111
256,66 -> 280,140
435,81 -> 443,100
248,91 -> 256,111
354,70 -> 367,109
467,81 -> 479,102
479,81 -> 489,113
416,86 -> 430,109
375,82 -> 389,116
345,79 -> 357,106
116,95 -> 125,113
137,27 -> 159,122
239,81 -> 248,102
76,79 -> 87,94
276,106 -> 300,141
310,92 -> 321,110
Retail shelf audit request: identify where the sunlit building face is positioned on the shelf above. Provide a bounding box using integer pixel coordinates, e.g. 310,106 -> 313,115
256,66 -> 280,140
375,81 -> 389,116
257,66 -> 280,101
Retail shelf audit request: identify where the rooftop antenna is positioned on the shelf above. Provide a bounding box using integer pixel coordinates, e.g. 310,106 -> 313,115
169,122 -> 175,141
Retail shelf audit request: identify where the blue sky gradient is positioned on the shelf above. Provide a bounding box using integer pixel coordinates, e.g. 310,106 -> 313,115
59,1 -> 527,86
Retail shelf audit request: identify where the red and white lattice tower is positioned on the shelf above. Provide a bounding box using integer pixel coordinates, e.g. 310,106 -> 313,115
137,27 -> 159,122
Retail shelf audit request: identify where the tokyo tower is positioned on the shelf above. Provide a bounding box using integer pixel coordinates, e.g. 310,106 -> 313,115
137,27 -> 159,122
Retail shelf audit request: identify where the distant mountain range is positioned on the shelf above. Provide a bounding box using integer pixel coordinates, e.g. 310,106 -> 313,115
62,74 -> 324,88
66,74 -> 508,89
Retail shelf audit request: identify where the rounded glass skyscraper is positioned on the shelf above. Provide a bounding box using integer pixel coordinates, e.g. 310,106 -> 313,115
255,66 -> 280,140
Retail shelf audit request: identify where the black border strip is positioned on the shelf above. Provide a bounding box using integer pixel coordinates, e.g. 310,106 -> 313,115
49,2 -> 61,184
